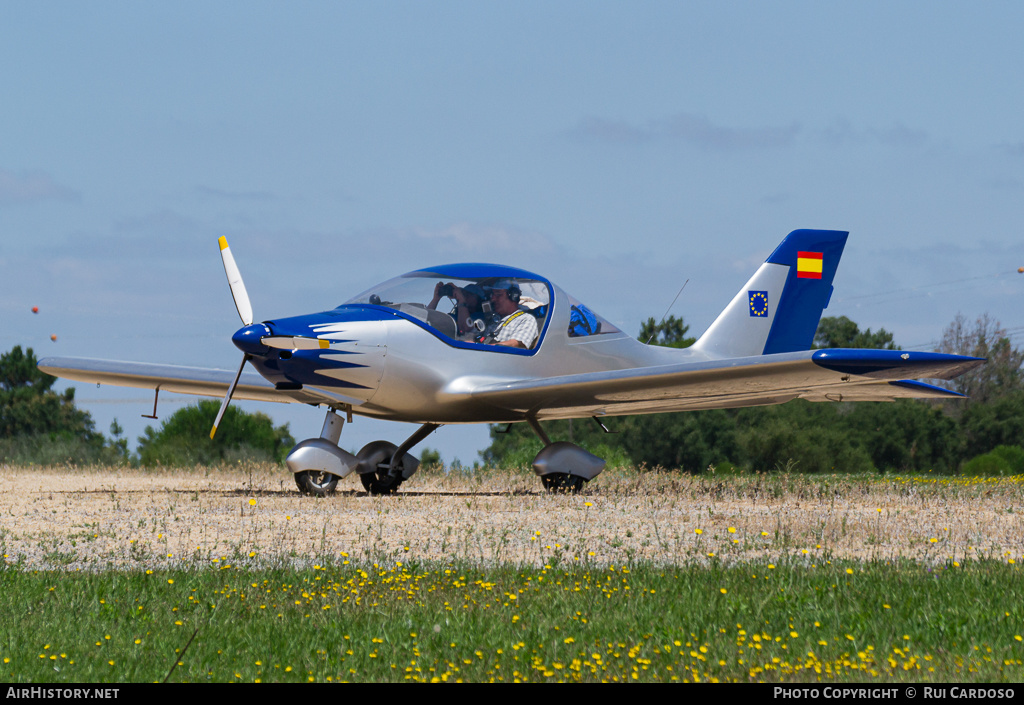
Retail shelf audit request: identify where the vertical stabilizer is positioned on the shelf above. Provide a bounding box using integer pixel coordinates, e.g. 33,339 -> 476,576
691,229 -> 848,358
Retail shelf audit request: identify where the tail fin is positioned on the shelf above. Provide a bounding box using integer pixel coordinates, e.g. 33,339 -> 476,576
691,229 -> 848,357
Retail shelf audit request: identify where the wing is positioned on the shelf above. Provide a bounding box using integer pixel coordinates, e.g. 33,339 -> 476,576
468,349 -> 985,420
37,357 -> 357,406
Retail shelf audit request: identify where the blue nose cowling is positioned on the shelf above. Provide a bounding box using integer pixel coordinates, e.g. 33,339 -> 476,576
232,323 -> 271,355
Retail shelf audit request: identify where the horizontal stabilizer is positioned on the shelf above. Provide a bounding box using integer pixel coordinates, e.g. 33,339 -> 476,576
811,349 -> 985,381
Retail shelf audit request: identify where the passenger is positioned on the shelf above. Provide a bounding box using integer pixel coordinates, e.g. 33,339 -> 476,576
428,282 -> 487,336
486,280 -> 538,349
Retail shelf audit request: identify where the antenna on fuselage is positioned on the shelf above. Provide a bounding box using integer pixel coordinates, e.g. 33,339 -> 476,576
644,279 -> 689,345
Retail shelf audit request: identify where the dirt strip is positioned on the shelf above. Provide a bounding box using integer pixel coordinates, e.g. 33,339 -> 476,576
1,466 -> 1022,570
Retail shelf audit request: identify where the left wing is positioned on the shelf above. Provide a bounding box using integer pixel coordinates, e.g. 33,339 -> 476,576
467,349 -> 984,420
37,357 -> 358,406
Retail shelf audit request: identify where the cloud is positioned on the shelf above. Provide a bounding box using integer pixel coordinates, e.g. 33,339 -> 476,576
410,222 -> 557,260
0,169 -> 79,205
819,118 -> 928,148
567,113 -> 801,151
567,113 -> 945,154
195,185 -> 277,202
653,114 -> 800,150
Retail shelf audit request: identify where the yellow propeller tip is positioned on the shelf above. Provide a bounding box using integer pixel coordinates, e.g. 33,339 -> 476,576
218,236 -> 229,251
209,426 -> 217,440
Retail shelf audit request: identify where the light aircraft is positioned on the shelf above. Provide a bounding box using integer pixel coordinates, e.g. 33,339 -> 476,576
39,229 -> 984,495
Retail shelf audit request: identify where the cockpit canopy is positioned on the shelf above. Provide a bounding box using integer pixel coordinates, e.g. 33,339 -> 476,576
342,264 -> 620,350
344,265 -> 552,348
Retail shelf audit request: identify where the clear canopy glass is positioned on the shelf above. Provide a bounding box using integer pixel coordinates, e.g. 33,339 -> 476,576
344,271 -> 552,347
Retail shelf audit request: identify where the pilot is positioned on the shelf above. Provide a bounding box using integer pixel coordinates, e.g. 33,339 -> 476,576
487,280 -> 538,349
428,282 -> 488,336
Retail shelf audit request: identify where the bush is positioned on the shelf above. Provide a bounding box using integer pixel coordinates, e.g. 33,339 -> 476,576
137,400 -> 295,467
738,420 -> 874,474
961,452 -> 1012,477
990,445 -> 1024,475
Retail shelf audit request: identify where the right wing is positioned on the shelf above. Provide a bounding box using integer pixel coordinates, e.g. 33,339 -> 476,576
466,349 -> 984,420
37,357 -> 355,406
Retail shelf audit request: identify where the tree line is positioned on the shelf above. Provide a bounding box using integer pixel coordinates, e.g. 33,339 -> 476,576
2,310 -> 1022,473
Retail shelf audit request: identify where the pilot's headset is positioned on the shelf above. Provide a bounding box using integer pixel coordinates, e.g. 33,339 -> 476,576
491,279 -> 521,304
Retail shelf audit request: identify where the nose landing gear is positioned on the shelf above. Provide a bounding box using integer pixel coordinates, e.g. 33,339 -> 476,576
294,469 -> 340,496
287,409 -> 441,497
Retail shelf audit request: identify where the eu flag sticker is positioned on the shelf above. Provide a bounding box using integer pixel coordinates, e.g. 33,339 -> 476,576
748,290 -> 768,317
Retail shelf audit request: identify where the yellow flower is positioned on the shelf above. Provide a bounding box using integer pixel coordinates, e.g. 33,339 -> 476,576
720,588 -> 727,594
249,499 -> 257,506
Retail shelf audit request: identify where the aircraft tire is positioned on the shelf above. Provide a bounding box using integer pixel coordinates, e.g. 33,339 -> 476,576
294,470 -> 340,497
540,473 -> 585,494
359,472 -> 403,496
356,441 -> 409,496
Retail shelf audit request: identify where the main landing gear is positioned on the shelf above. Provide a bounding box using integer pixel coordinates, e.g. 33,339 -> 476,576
287,409 -> 606,496
286,408 -> 439,497
526,418 -> 605,494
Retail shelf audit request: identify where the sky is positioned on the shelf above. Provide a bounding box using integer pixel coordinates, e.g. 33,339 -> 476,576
2,1 -> 1022,465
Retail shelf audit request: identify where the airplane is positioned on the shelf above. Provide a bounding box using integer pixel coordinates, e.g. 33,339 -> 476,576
39,229 -> 984,495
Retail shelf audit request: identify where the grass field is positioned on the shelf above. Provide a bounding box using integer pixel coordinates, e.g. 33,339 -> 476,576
2,464 -> 1023,682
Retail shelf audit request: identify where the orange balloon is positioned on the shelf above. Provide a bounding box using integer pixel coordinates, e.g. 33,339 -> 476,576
1018,267 -> 1024,274
50,334 -> 57,342
32,306 -> 39,314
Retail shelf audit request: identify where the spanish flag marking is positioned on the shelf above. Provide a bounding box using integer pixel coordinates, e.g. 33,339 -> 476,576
796,251 -> 823,279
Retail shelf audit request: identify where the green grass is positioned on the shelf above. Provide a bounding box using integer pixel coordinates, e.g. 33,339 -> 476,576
3,558 -> 1023,683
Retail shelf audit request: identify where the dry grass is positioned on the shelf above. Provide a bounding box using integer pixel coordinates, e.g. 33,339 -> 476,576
2,464 -> 1023,571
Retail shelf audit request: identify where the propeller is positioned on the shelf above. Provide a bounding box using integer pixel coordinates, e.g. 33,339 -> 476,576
211,236 -> 253,440
219,236 -> 253,326
210,353 -> 249,439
